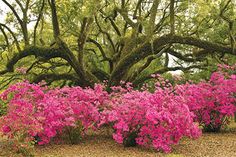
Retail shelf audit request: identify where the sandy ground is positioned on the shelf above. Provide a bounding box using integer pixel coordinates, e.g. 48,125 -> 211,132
1,123 -> 236,157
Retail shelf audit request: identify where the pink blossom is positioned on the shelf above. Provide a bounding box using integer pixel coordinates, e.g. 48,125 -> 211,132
15,67 -> 27,74
2,125 -> 11,133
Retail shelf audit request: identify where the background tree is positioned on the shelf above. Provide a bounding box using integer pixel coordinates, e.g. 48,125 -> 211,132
0,0 -> 235,88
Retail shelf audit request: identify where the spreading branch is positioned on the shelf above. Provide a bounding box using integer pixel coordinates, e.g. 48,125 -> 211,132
95,15 -> 116,53
110,34 -> 236,85
2,0 -> 29,45
33,73 -> 80,84
167,49 -> 207,62
133,64 -> 206,86
87,37 -> 113,71
0,23 -> 21,51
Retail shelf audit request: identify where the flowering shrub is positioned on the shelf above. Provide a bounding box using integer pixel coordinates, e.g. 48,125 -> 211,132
0,81 -> 109,154
0,82 -> 45,155
106,85 -> 201,153
175,66 -> 236,132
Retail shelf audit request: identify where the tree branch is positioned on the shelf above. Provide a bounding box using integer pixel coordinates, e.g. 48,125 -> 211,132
108,18 -> 121,36
219,0 -> 235,53
34,0 -> 45,45
0,46 -> 69,75
116,8 -> 137,28
127,55 -> 156,82
0,25 -> 9,51
167,49 -> 207,62
95,15 -> 116,53
78,17 -> 93,71
0,23 -> 21,51
15,0 -> 24,12
33,73 -> 80,84
2,0 -> 23,26
87,38 -> 112,62
48,0 -> 60,39
170,0 -> 175,34
1,0 -> 30,45
133,0 -> 143,19
147,0 -> 160,35
110,34 -> 236,85
133,64 -> 206,86
154,3 -> 169,33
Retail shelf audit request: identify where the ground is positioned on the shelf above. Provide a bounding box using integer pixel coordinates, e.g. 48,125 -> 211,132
0,123 -> 236,157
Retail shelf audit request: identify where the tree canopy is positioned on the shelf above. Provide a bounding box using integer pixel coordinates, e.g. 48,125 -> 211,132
0,0 -> 236,88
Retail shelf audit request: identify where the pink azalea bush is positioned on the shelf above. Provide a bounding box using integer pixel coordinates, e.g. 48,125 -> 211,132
175,65 -> 236,132
0,81 -> 109,152
0,82 -> 46,154
106,84 -> 201,153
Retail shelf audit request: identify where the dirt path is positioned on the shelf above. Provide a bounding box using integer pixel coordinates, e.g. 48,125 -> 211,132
1,124 -> 236,157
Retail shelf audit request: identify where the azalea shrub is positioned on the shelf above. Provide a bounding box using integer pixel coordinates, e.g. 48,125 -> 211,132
0,82 -> 46,155
0,81 -> 109,154
175,65 -> 236,132
106,85 -> 201,153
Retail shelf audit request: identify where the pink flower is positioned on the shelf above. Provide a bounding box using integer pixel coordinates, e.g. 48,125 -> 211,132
15,67 -> 27,74
113,133 -> 123,144
2,125 -> 11,133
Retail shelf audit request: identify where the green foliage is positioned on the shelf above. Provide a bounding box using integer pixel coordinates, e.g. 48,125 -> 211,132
0,99 -> 7,116
123,131 -> 138,147
7,132 -> 36,157
59,121 -> 83,144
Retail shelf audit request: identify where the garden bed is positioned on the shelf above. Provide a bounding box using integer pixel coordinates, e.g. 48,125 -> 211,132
1,123 -> 236,157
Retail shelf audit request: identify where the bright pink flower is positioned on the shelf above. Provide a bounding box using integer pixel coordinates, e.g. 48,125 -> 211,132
2,125 -> 11,133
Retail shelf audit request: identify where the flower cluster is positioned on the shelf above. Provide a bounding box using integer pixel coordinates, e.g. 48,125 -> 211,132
106,85 -> 201,153
0,82 -> 109,147
176,71 -> 236,132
